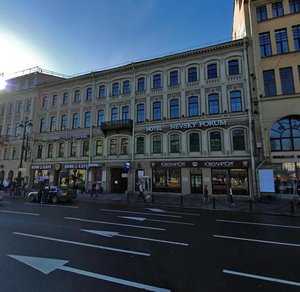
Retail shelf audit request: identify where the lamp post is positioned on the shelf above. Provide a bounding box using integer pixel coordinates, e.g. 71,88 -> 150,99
19,117 -> 33,169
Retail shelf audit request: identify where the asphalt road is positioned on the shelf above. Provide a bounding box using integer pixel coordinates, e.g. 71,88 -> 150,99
0,198 -> 299,292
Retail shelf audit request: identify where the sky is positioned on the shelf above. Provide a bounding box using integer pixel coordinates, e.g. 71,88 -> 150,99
0,0 -> 234,78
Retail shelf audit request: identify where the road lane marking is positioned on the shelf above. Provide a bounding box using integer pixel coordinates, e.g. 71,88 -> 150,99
100,208 -> 181,218
25,203 -> 79,209
223,269 -> 300,287
64,216 -> 165,231
0,210 -> 39,216
119,216 -> 194,226
214,234 -> 300,248
13,232 -> 150,257
146,208 -> 200,217
217,219 -> 300,229
9,255 -> 170,292
82,229 -> 189,246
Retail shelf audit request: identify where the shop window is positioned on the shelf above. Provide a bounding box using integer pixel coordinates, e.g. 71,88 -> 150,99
136,137 -> 145,154
152,135 -> 162,153
110,139 -> 117,155
190,170 -> 202,194
189,133 -> 200,152
152,169 -> 181,193
270,116 -> 300,151
170,134 -> 180,153
95,140 -> 103,156
232,129 -> 246,150
210,131 -> 222,151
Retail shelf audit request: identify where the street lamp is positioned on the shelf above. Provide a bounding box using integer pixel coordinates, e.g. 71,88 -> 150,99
19,117 -> 33,169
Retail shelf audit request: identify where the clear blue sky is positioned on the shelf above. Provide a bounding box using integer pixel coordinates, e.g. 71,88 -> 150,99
0,0 -> 234,76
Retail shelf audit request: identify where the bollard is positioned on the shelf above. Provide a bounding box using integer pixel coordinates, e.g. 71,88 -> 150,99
249,199 -> 252,211
291,200 -> 295,214
181,195 -> 184,206
212,197 -> 216,209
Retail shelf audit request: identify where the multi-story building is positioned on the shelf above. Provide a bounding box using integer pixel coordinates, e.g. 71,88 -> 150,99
23,39 -> 256,196
233,0 -> 300,195
0,67 -> 65,185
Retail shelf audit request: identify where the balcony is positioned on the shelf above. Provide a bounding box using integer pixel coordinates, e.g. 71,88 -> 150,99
100,119 -> 133,135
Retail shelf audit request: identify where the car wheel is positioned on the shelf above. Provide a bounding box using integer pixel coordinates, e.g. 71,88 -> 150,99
28,194 -> 35,202
52,195 -> 59,204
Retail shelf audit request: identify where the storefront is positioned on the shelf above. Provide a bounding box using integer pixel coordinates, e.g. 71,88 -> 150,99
31,165 -> 52,188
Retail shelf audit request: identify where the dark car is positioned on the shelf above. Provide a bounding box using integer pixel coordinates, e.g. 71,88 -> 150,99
27,186 -> 77,204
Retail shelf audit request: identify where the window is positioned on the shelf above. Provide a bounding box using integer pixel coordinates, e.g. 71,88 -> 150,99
230,91 -> 242,112
170,99 -> 179,119
58,143 -> 65,158
170,134 -> 180,153
122,106 -> 129,121
272,2 -> 284,17
8,104 -> 13,114
170,70 -> 179,86
112,82 -> 119,95
121,138 -> 129,155
63,92 -> 68,104
263,70 -> 277,96
136,137 -> 144,154
95,140 -> 103,156
74,90 -> 81,102
123,81 -> 130,94
82,141 -> 89,156
289,0 -> 300,13
14,123 -> 20,137
72,113 -> 79,129
40,118 -> 46,133
111,107 -> 118,122
228,60 -> 240,75
207,64 -> 218,79
153,74 -> 162,89
208,93 -> 220,115
97,110 -> 105,126
153,135 -> 162,153
293,25 -> 300,51
47,144 -> 53,158
210,131 -> 222,151
42,96 -> 48,108
137,104 -> 145,123
50,117 -> 56,132
189,133 -> 200,152
110,139 -> 117,155
37,145 -> 43,159
99,85 -> 106,98
26,100 -> 31,112
70,142 -> 76,157
86,87 -> 92,101
188,67 -> 197,82
137,77 -> 145,91
52,94 -> 58,107
270,117 -> 300,151
259,32 -> 272,57
17,102 -> 22,113
188,96 -> 199,117
275,29 -> 289,54
61,115 -> 68,130
256,6 -> 267,21
232,129 -> 246,150
153,101 -> 161,121
152,169 -> 181,193
12,147 -> 16,160
84,111 -> 91,128
280,67 -> 295,94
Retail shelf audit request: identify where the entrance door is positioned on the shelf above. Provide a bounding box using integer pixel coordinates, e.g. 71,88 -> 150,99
190,170 -> 202,193
111,168 -> 128,193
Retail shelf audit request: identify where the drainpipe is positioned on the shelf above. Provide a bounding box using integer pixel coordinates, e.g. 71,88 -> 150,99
130,63 -> 136,194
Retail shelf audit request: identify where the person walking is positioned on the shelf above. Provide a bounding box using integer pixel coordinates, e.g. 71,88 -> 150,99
137,182 -> 145,201
91,182 -> 97,197
203,185 -> 209,202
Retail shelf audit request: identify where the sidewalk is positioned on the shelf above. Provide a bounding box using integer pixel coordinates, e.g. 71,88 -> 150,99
77,192 -> 300,217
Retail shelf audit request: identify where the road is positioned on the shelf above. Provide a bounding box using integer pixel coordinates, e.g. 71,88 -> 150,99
0,197 -> 299,291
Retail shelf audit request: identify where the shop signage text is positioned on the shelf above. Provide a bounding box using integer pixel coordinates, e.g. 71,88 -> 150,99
31,165 -> 52,170
64,164 -> 87,169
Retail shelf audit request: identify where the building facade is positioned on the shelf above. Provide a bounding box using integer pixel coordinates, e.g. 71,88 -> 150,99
19,39 -> 256,196
233,0 -> 300,195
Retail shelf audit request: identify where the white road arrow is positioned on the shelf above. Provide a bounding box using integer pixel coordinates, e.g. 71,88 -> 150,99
146,208 -> 166,213
119,216 -> 194,226
8,255 -> 171,292
81,229 -> 188,246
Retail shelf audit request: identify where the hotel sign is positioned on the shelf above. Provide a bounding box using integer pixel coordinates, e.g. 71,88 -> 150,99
146,119 -> 228,132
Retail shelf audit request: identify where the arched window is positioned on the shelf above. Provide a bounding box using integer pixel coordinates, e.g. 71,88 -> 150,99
210,131 -> 222,151
152,135 -> 162,153
95,140 -> 103,156
232,129 -> 246,150
72,113 -> 79,129
188,67 -> 197,82
110,139 -> 117,155
84,112 -> 91,128
170,134 -> 180,153
189,133 -> 200,152
270,116 -> 300,151
136,137 -> 145,154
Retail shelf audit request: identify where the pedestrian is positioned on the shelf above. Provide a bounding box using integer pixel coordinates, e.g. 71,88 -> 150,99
91,182 -> 97,197
3,178 -> 10,193
137,182 -> 145,201
203,185 -> 209,202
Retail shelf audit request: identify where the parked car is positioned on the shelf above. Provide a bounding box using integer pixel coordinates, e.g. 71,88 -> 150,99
27,186 -> 77,204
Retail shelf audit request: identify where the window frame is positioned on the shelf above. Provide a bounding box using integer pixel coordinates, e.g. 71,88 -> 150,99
153,74 -> 162,89
230,90 -> 243,112
170,98 -> 179,119
153,101 -> 161,121
210,131 -> 222,151
188,67 -> 198,82
275,28 -> 289,54
208,93 -> 220,115
232,129 -> 246,151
